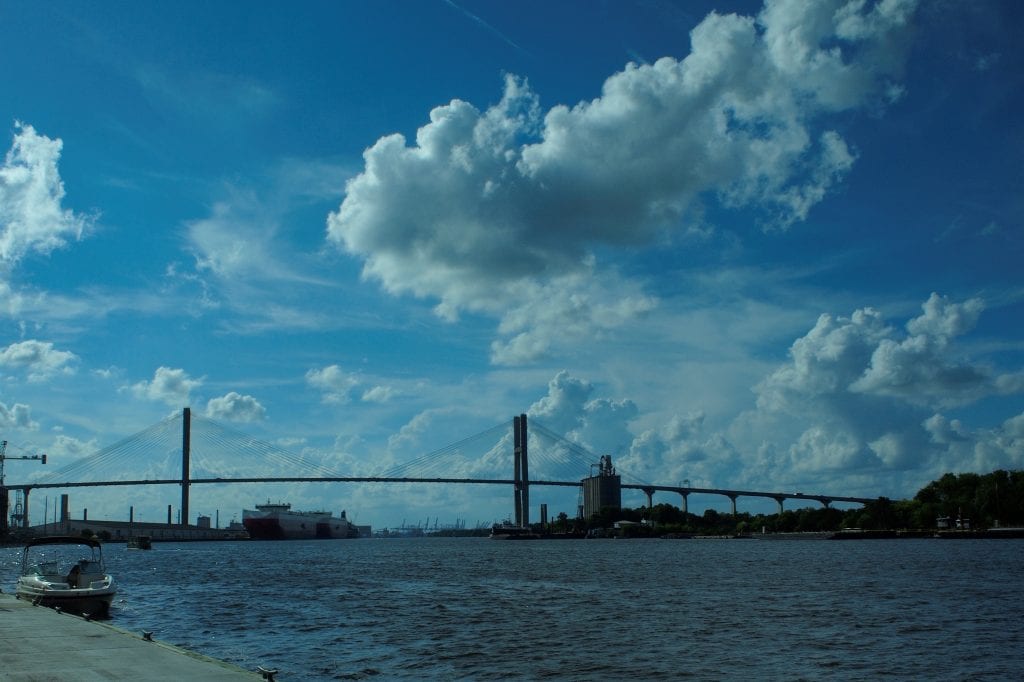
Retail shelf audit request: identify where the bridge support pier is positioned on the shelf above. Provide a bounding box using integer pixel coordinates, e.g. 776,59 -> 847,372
679,492 -> 688,515
774,496 -> 785,515
728,494 -> 737,516
643,487 -> 654,510
21,487 -> 30,528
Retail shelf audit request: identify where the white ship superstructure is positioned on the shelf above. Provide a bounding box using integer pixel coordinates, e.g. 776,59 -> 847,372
242,501 -> 357,540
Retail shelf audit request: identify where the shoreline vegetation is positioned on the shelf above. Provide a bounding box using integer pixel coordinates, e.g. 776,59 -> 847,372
579,469 -> 1024,539
4,470 -> 1021,544
437,468 -> 1024,540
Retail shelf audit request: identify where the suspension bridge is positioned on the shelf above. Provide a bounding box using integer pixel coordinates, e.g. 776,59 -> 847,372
1,408 -> 875,532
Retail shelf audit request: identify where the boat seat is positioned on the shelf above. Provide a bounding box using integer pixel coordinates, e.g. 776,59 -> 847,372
79,560 -> 102,574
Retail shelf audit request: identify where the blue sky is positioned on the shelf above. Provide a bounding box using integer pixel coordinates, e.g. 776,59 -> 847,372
1,0 -> 1022,530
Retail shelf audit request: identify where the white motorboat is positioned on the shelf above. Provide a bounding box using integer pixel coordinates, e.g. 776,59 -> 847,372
15,536 -> 117,617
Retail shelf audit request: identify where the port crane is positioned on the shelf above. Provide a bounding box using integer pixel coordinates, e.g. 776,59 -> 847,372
1,440 -> 46,530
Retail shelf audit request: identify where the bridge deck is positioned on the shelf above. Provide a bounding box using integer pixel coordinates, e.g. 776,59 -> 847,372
13,476 -> 876,506
0,593 -> 262,681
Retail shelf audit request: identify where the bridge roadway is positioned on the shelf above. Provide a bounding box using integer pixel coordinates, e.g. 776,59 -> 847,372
9,476 -> 876,518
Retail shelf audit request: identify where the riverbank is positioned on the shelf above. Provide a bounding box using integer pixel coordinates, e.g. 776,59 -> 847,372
830,528 -> 1024,539
0,593 -> 263,680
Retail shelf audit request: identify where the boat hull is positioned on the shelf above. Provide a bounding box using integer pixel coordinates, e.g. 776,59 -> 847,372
16,536 -> 117,618
489,524 -> 540,540
127,535 -> 152,550
243,508 -> 355,540
16,579 -> 117,618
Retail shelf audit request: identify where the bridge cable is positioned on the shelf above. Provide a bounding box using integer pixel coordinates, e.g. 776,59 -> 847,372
377,422 -> 509,479
530,420 -> 652,486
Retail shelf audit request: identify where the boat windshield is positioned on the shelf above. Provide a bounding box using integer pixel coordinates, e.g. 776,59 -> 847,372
22,543 -> 103,576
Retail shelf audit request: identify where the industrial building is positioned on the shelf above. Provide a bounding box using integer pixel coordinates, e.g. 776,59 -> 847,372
581,455 -> 621,519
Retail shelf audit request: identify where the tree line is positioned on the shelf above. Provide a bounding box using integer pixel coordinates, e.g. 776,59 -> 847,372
541,469 -> 1024,536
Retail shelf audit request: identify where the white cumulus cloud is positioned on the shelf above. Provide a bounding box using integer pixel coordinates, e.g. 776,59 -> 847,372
527,370 -> 640,474
0,339 -> 78,381
741,292 -> 1023,484
0,122 -> 93,269
524,370 -> 741,488
851,293 -> 993,406
327,0 -> 916,362
0,401 -> 36,430
205,392 -> 266,422
130,366 -> 203,406
922,410 -> 1024,475
306,365 -> 359,404
306,364 -> 397,405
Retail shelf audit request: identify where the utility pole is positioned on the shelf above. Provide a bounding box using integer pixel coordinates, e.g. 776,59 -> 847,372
0,440 -> 47,534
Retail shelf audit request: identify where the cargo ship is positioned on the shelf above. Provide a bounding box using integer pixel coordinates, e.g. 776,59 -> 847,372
242,501 -> 359,540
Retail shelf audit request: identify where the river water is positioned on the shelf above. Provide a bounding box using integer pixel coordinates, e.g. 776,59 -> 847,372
2,537 -> 1022,680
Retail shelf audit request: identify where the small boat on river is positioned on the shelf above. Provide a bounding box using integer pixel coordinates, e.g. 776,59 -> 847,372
127,535 -> 152,550
15,536 -> 117,617
489,522 -> 540,540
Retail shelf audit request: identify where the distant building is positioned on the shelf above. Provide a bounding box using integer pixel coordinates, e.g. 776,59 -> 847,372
581,455 -> 621,519
34,517 -> 248,541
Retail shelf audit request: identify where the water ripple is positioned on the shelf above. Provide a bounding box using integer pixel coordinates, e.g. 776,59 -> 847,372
3,538 -> 1023,679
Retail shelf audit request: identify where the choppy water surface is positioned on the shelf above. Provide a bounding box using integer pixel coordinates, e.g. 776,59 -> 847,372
3,537 -> 1022,680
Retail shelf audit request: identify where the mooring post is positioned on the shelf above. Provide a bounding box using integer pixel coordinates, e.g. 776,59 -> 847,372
181,407 -> 191,527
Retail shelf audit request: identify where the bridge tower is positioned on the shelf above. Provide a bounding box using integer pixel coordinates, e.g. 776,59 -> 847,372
181,407 -> 191,527
513,414 -> 529,527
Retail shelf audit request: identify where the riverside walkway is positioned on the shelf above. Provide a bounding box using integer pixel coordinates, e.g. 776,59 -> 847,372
0,593 -> 263,681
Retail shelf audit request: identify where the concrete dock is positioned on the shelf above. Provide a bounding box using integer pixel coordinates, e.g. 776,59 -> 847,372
0,593 -> 264,681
